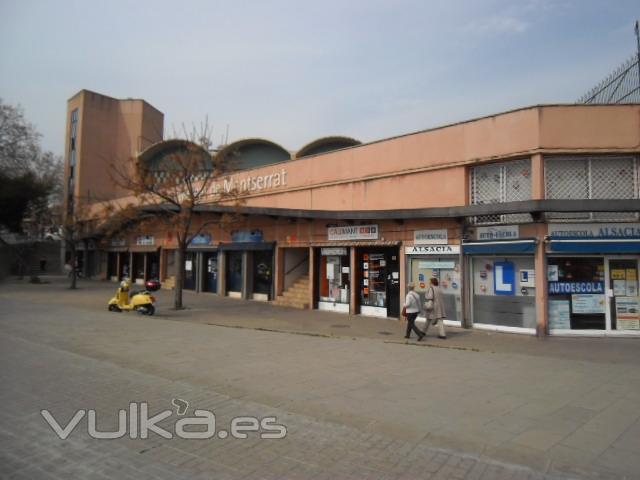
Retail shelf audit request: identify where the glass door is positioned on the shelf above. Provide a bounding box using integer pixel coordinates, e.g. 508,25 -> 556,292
607,258 -> 640,332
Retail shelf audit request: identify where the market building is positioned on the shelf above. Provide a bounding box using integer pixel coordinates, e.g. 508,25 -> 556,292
64,90 -> 640,337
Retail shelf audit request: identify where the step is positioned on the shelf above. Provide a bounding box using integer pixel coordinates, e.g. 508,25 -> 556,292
272,298 -> 309,309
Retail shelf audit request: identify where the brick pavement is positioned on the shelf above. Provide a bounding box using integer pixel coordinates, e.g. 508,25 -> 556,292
1,333 -> 554,480
1,278 -> 639,479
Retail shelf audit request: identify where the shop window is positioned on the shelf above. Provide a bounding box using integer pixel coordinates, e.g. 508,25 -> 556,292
361,252 -> 387,309
545,156 -> 639,221
547,257 -> 605,330
253,251 -> 273,296
609,259 -> 639,331
471,257 -> 536,329
407,257 -> 462,322
319,251 -> 350,306
226,251 -> 243,293
469,159 -> 532,225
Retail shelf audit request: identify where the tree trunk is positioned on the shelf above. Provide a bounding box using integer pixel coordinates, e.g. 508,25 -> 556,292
69,241 -> 77,290
174,244 -> 185,309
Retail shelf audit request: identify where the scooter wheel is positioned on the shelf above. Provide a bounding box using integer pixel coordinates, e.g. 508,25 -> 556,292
137,305 -> 155,316
108,304 -> 121,312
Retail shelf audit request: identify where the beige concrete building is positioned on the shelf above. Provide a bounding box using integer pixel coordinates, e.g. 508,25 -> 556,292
64,90 -> 640,337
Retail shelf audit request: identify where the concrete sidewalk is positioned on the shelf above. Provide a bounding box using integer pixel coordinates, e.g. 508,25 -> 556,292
2,276 -> 640,478
6,275 -> 640,364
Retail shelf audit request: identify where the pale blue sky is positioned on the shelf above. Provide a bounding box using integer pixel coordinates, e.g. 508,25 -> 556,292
0,0 -> 637,155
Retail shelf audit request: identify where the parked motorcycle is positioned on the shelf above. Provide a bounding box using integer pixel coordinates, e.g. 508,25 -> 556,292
108,280 -> 156,315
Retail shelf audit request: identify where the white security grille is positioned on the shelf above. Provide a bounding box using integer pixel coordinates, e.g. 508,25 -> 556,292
470,158 -> 532,225
545,156 -> 639,221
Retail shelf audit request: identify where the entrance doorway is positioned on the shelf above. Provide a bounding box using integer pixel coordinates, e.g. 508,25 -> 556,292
357,247 -> 400,318
183,252 -> 197,290
607,258 -> 639,332
203,252 -> 218,293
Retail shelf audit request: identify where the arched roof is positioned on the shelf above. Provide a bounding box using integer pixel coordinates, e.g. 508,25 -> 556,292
138,139 -> 212,171
215,138 -> 291,171
296,136 -> 361,158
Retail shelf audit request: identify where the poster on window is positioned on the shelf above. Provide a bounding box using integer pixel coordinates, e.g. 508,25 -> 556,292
549,300 -> 571,329
615,297 -> 640,330
571,294 -> 606,314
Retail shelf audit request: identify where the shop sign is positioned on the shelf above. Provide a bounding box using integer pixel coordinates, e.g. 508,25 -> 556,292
328,225 -> 378,241
321,247 -> 348,256
110,238 -> 126,247
405,245 -> 460,255
414,229 -> 448,245
190,233 -> 212,245
571,294 -> 606,314
548,281 -> 604,294
549,300 -> 571,329
206,168 -> 288,196
615,297 -> 640,330
418,261 -> 455,269
548,223 -> 640,238
231,230 -> 263,243
520,269 -> 536,288
476,225 -> 519,240
494,261 -> 515,295
136,235 -> 154,246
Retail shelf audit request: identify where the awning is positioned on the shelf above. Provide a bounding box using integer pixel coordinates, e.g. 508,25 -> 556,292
463,239 -> 537,254
548,238 -> 640,254
219,242 -> 274,252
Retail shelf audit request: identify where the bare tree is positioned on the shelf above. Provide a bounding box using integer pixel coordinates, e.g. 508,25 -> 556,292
0,98 -> 63,236
111,123 -> 241,309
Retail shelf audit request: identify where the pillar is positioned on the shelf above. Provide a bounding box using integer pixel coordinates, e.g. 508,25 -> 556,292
399,244 -> 405,319
308,247 -> 315,310
531,153 -> 545,200
534,223 -> 549,337
218,251 -> 226,296
349,247 -> 357,315
275,246 -> 285,297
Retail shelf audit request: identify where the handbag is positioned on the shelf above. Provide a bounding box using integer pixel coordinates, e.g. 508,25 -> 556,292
401,306 -> 407,317
424,287 -> 435,311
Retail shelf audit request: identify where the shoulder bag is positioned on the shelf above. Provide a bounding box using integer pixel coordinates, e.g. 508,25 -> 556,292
424,287 -> 434,311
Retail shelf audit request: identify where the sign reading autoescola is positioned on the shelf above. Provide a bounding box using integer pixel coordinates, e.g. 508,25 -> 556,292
548,223 -> 640,238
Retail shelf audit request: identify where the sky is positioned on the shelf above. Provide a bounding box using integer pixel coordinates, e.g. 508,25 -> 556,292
0,0 -> 638,156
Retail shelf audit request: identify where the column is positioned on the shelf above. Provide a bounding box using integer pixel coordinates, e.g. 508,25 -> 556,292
308,247 -> 315,310
349,247 -> 357,315
275,246 -> 285,297
534,223 -> 548,337
531,153 -> 545,200
218,251 -> 226,296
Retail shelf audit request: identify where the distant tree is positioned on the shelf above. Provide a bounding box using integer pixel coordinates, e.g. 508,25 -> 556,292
111,122 -> 242,309
0,98 -> 62,235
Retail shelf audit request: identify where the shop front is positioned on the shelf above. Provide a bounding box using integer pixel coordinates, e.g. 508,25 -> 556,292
221,229 -> 274,301
463,225 -> 537,333
187,233 -> 217,293
106,238 -> 127,281
547,223 -> 640,335
325,224 -> 400,318
357,247 -> 400,318
316,247 -> 351,313
405,235 -> 462,326
131,235 -> 157,285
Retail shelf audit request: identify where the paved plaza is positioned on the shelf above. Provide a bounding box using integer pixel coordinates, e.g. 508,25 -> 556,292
1,278 -> 639,479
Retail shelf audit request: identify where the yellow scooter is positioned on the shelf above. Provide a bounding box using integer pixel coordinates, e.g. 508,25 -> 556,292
108,280 -> 156,315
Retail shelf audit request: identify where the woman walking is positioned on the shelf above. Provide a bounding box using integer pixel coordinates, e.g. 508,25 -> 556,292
424,277 -> 447,339
403,283 -> 425,341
